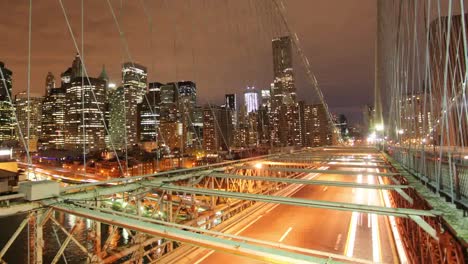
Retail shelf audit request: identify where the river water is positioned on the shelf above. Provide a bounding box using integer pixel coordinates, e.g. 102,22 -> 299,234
0,212 -> 132,264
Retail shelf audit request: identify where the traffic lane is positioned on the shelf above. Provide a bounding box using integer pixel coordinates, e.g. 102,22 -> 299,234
199,173 -> 357,264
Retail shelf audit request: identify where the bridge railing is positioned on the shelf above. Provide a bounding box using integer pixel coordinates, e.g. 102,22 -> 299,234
389,146 -> 468,211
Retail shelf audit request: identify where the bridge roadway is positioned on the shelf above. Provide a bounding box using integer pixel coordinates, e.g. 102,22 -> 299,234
180,166 -> 398,264
5,148 -> 438,263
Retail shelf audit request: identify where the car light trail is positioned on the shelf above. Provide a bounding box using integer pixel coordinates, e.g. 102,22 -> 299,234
371,213 -> 381,263
345,211 -> 358,257
345,173 -> 363,257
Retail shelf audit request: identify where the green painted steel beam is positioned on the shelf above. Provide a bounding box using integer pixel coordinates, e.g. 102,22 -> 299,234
148,184 -> 439,218
52,203 -> 340,264
206,173 -> 409,190
232,166 -> 399,176
264,161 -> 391,169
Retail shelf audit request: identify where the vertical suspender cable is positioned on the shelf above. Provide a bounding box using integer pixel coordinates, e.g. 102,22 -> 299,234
438,0 -> 453,195
58,0 -> 125,176
26,0 -> 32,176
82,0 -> 86,176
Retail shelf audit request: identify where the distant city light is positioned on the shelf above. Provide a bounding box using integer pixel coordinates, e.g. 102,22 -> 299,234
367,132 -> 377,143
108,83 -> 116,88
254,162 -> 263,169
0,149 -> 12,157
398,129 -> 404,135
375,124 -> 384,132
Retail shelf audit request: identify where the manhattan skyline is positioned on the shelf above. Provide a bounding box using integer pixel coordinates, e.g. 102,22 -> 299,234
0,0 -> 377,123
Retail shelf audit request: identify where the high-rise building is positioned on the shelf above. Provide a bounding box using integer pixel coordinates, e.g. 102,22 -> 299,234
272,36 -> 297,103
225,93 -> 238,129
260,89 -> 271,110
138,82 -> 162,143
301,103 -> 333,147
120,62 -> 148,147
98,65 -> 111,148
176,81 -> 197,107
175,81 -> 197,152
270,36 -> 301,147
191,106 -> 204,150
15,92 -> 43,141
0,62 -> 15,142
45,72 -> 56,95
160,83 -> 179,123
225,94 -> 237,110
429,14 -> 468,146
158,121 -> 183,152
244,86 -> 259,113
71,53 -> 83,79
41,72 -> 66,150
202,105 -> 233,153
64,76 -> 107,152
122,62 -> 147,103
108,86 -> 126,150
399,93 -> 432,144
233,111 -> 259,148
257,107 -> 270,146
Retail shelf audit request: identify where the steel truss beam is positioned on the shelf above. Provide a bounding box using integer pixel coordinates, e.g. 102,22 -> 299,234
232,166 -> 399,176
148,184 -> 439,218
263,161 -> 391,169
206,173 -> 409,190
51,203 -> 342,264
69,202 -> 372,263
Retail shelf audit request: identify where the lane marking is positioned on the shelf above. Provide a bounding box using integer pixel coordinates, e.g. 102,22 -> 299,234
334,233 -> 342,251
194,167 -> 329,264
322,186 -> 328,192
193,250 -> 215,264
234,215 -> 263,236
264,171 -> 322,214
278,227 -> 293,242
194,214 -> 264,264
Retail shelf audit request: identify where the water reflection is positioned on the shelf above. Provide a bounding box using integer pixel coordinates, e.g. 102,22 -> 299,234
0,211 -> 136,264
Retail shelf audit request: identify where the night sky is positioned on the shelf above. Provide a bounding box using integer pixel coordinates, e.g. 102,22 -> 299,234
0,0 -> 376,123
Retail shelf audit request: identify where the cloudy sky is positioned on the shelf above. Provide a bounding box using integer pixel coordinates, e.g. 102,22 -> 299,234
0,0 -> 377,123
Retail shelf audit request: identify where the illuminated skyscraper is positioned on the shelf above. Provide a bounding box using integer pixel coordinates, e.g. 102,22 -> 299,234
122,62 -> 147,102
15,92 -> 43,151
272,36 -> 296,104
175,81 -> 198,152
138,82 -> 162,143
108,86 -> 126,150
41,72 -> 66,150
203,105 -> 232,153
260,89 -> 271,109
0,62 -> 15,142
64,57 -> 107,152
301,103 -> 333,146
244,86 -> 259,113
121,62 -> 148,147
160,83 -> 179,123
270,36 -> 301,147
